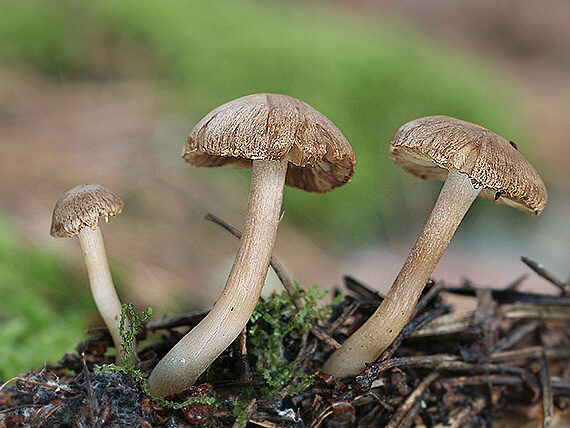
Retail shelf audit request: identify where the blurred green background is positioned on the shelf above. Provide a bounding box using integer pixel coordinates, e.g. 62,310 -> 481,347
1,0 -> 568,379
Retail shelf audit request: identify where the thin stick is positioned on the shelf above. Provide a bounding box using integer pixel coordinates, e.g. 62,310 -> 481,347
491,320 -> 540,353
436,397 -> 486,428
412,280 -> 444,317
444,286 -> 570,305
539,349 -> 554,428
0,376 -> 76,394
356,354 -> 527,390
505,274 -> 529,291
409,310 -> 474,338
382,306 -> 448,361
205,213 -> 341,349
386,371 -> 440,428
0,377 -> 19,393
239,327 -> 253,382
205,213 -> 297,300
521,256 -> 569,295
343,275 -> 383,301
82,352 -> 98,426
145,308 -> 211,330
501,304 -> 570,320
37,400 -> 64,427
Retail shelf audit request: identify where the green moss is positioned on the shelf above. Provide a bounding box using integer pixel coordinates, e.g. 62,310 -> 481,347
119,302 -> 153,369
248,283 -> 343,392
232,396 -> 250,428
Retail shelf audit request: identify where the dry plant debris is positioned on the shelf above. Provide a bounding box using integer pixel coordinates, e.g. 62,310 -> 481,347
1,255 -> 569,427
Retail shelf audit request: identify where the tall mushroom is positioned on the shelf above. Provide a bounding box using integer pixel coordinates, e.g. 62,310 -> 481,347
51,184 -> 127,364
322,115 -> 547,378
148,93 -> 356,397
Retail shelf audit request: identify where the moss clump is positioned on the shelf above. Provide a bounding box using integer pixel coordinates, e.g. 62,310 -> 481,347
119,302 -> 153,370
248,283 -> 343,391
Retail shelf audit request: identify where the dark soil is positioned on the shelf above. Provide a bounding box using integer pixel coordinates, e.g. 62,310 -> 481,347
1,258 -> 569,427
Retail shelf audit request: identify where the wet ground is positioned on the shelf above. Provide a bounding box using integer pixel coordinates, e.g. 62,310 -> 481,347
2,275 -> 570,426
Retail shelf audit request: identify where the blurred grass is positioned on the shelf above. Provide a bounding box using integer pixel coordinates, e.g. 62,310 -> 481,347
0,0 -> 527,243
0,216 -> 92,380
95,0 -> 525,242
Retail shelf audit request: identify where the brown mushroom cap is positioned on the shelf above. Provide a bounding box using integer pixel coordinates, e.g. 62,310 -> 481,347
182,93 -> 356,193
389,116 -> 547,215
50,184 -> 124,238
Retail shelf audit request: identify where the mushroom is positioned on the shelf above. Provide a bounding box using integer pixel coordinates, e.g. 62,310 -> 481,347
148,93 -> 356,397
322,115 -> 547,378
51,184 -> 127,364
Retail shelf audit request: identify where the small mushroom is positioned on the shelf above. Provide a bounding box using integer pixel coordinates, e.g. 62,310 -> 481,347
148,93 -> 356,397
51,184 -> 127,364
322,115 -> 547,377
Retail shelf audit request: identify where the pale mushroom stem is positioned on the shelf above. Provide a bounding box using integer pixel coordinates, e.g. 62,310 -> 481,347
322,171 -> 482,377
148,159 -> 288,397
77,226 -> 126,365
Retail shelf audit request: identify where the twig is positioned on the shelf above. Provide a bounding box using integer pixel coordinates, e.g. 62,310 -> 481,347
385,371 -> 440,428
82,352 -> 98,427
326,300 -> 360,336
205,213 -> 341,349
145,308 -> 210,330
205,213 -> 297,299
308,405 -> 334,428
434,396 -> 486,428
0,375 -> 76,394
412,279 -> 444,317
382,306 -> 448,360
539,349 -> 554,428
37,400 -> 64,428
470,288 -> 497,354
356,354 -> 528,390
309,326 -> 341,349
521,256 -> 569,295
343,275 -> 383,301
234,398 -> 257,428
552,377 -> 570,396
367,390 -> 395,412
491,320 -> 540,353
446,374 -> 535,388
299,335 -> 320,373
505,273 -> 529,290
239,328 -> 253,382
375,283 -> 449,362
491,345 -> 543,363
0,377 -> 20,393
408,311 -> 474,338
444,286 -> 570,305
501,304 -> 570,320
